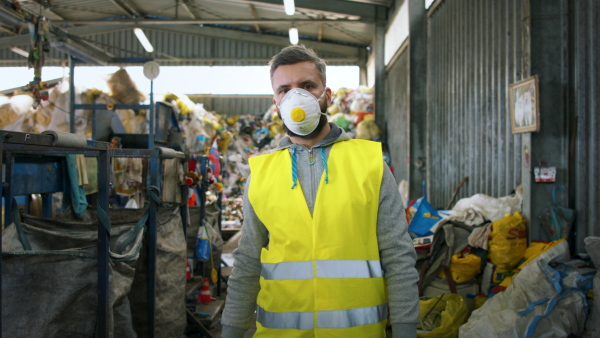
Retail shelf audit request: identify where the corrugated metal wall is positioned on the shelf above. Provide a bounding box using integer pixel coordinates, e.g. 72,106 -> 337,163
189,95 -> 273,117
571,0 -> 599,251
384,48 -> 410,184
426,0 -> 524,208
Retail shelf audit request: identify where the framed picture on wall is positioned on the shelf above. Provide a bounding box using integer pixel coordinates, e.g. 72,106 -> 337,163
509,75 -> 540,133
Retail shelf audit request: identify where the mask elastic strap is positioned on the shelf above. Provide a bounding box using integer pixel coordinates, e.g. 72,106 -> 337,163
317,88 -> 327,101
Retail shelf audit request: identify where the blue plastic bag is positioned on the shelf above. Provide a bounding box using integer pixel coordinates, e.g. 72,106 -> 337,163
539,186 -> 575,241
409,197 -> 442,237
195,226 -> 211,260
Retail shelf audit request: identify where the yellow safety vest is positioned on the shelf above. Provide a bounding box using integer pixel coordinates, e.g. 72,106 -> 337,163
248,139 -> 387,338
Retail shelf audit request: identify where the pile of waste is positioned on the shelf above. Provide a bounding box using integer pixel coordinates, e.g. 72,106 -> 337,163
407,185 -> 598,338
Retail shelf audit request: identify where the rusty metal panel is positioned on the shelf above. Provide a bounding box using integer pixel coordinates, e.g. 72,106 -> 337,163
384,49 -> 410,185
426,0 -> 523,208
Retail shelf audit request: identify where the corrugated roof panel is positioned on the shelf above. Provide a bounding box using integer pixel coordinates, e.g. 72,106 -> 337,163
50,0 -> 124,20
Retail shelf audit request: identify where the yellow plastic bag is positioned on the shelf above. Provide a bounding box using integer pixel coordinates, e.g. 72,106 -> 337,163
517,238 -> 566,269
488,211 -> 527,270
496,239 -> 567,288
417,294 -> 469,338
439,253 -> 482,283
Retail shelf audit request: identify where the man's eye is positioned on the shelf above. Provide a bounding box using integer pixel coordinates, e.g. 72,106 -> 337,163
281,89 -> 289,94
303,85 -> 313,89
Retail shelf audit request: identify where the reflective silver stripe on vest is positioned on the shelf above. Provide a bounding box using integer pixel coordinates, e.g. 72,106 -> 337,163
261,261 -> 313,280
261,260 -> 383,280
256,306 -> 314,330
257,304 -> 388,330
316,260 -> 383,278
318,303 -> 388,329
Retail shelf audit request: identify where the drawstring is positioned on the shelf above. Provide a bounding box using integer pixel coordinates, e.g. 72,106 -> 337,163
291,147 -> 298,189
290,146 -> 329,189
320,147 -> 329,184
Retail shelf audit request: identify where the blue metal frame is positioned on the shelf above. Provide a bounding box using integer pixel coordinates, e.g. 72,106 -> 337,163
147,81 -> 157,336
66,61 -> 189,338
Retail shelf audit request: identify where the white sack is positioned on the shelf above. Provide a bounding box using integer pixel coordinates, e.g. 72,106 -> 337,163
583,237 -> 600,337
460,240 -> 588,338
450,186 -> 523,223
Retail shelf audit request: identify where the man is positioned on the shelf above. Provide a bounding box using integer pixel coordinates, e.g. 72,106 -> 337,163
221,45 -> 419,338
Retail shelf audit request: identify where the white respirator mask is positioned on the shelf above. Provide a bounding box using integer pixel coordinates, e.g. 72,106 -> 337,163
277,88 -> 327,136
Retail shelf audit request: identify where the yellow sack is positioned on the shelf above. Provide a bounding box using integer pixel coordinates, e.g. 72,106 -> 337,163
497,239 -> 567,289
488,211 -> 527,270
417,294 -> 469,338
518,238 -> 566,269
439,253 -> 481,284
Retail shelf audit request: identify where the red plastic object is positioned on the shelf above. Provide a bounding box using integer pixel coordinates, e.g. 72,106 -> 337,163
186,259 -> 192,281
198,278 -> 212,304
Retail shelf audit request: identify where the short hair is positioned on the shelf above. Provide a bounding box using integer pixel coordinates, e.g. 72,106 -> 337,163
269,44 -> 327,86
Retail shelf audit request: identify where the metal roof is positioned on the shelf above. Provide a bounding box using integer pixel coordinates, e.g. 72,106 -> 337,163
0,0 -> 392,67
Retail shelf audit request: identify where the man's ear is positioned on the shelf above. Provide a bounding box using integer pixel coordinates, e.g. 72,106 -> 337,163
326,87 -> 333,104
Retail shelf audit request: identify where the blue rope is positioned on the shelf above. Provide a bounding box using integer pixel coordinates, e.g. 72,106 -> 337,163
12,199 -> 32,251
148,185 -> 161,204
320,148 -> 329,184
112,185 -> 161,262
117,208 -> 149,253
97,204 -> 111,233
291,147 -> 298,189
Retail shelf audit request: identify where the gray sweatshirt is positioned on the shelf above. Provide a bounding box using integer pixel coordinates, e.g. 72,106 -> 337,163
221,123 -> 419,338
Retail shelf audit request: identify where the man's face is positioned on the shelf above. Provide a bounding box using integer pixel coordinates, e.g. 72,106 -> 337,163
271,61 -> 331,111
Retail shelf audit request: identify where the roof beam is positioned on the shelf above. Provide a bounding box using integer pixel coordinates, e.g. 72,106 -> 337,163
0,25 -> 14,34
29,0 -> 65,20
52,18 -> 372,25
248,4 -> 262,33
64,24 -> 133,36
343,0 -> 391,5
139,24 -> 361,57
317,14 -> 323,41
180,0 -> 197,19
107,0 -> 134,17
119,0 -> 143,17
0,24 -> 133,48
245,0 -> 378,20
106,0 -> 143,18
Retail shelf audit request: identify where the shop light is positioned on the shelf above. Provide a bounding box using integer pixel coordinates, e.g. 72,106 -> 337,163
10,47 -> 29,58
283,0 -> 295,16
289,27 -> 298,45
133,28 -> 154,53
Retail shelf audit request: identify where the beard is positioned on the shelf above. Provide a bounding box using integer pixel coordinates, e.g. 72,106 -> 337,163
280,98 -> 329,139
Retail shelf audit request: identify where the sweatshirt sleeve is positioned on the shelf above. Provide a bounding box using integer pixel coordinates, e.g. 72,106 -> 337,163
377,163 -> 420,338
221,176 -> 268,338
